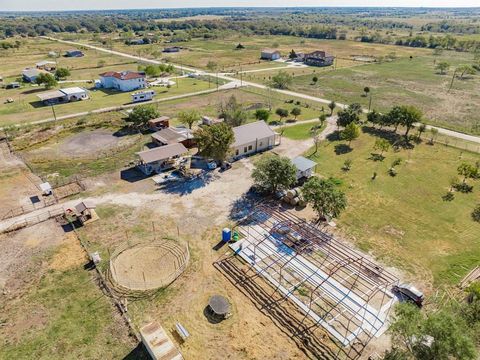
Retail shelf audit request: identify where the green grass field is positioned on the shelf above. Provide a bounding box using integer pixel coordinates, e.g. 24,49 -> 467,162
0,248 -> 134,360
278,121 -> 324,140
310,128 -> 480,287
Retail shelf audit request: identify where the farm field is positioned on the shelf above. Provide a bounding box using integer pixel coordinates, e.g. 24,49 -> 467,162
310,127 -> 480,288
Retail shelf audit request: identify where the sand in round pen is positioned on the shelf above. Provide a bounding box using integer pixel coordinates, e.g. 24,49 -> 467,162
110,239 -> 189,291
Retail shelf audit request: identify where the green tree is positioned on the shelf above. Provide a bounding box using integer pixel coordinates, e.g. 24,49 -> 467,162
319,113 -> 327,128
302,177 -> 347,219
387,105 -> 423,137
255,109 -> 270,122
456,65 -> 476,79
289,49 -> 297,60
373,138 -> 390,155
337,104 -> 361,128
251,155 -> 296,193
340,122 -> 360,146
363,86 -> 370,97
429,127 -> 439,144
127,105 -> 159,127
219,95 -> 247,127
177,110 -> 200,129
328,100 -> 336,116
436,61 -> 450,75
194,123 -> 234,162
312,75 -> 318,83
457,163 -> 479,184
35,73 -> 57,89
472,205 -> 480,223
275,108 -> 289,121
417,123 -> 427,140
290,107 -> 301,120
269,70 -> 293,89
55,67 -> 70,79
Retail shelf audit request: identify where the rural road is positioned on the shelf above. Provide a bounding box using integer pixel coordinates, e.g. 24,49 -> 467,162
41,36 -> 480,145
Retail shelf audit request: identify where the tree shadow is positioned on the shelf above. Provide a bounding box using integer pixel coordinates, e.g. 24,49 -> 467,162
362,126 -> 415,150
120,167 -> 147,183
158,171 -> 218,196
326,130 -> 341,142
122,342 -> 151,360
334,144 -> 352,155
228,190 -> 264,222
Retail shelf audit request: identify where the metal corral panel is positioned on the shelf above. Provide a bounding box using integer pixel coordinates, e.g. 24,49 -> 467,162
140,322 -> 183,360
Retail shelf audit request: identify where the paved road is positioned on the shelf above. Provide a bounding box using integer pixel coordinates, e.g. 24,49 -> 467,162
42,36 -> 480,145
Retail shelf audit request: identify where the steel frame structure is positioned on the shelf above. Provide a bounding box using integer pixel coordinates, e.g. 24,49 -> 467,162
227,202 -> 399,350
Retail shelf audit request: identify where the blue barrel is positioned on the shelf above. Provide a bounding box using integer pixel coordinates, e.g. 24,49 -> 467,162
222,228 -> 232,242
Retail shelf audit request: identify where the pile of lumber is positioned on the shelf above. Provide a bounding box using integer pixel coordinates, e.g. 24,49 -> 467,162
460,266 -> 480,289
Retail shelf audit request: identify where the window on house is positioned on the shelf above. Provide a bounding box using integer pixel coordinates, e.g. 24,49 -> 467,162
248,145 -> 253,151
259,142 -> 263,147
244,147 -> 247,153
235,149 -> 239,156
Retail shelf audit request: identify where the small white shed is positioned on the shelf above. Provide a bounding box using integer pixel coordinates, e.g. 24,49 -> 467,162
292,156 -> 317,180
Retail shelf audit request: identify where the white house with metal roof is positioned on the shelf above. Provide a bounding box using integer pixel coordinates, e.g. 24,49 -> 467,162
36,87 -> 89,105
231,121 -> 277,159
292,156 -> 317,180
136,143 -> 188,176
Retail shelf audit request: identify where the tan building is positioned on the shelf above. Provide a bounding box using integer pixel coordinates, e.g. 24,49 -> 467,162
231,121 -> 277,159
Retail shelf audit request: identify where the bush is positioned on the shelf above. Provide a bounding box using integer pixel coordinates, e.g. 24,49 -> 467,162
472,205 -> 480,222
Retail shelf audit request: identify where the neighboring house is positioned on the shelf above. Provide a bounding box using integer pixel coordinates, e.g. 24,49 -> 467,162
128,39 -> 145,45
136,143 -> 188,176
304,51 -> 335,67
151,127 -> 195,148
131,90 -> 156,103
202,116 -> 224,126
260,49 -> 281,61
6,82 -> 20,89
22,68 -> 42,82
65,50 -> 84,57
37,87 -> 89,105
292,156 -> 317,180
98,71 -> 147,92
148,116 -> 170,132
231,120 -> 277,159
36,60 -> 57,72
163,46 -> 181,53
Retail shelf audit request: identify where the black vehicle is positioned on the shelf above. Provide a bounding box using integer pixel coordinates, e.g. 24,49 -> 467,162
393,283 -> 424,307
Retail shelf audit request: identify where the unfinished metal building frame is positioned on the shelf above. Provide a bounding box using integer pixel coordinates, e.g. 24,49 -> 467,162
227,203 -> 399,352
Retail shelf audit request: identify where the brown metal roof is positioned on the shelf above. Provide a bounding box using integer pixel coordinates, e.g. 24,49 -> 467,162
151,127 -> 191,145
148,116 -> 170,125
137,143 -> 187,163
99,71 -> 145,80
232,121 -> 275,147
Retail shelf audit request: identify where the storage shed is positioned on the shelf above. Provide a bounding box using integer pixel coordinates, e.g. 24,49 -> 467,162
292,156 -> 317,180
136,143 -> 188,176
140,322 -> 183,360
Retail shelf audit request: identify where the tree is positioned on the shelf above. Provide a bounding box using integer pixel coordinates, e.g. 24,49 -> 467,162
290,107 -> 301,120
302,177 -> 347,219
472,204 -> 480,223
337,104 -> 361,128
417,123 -> 427,140
373,138 -> 390,155
236,43 -> 245,49
388,303 -> 477,360
35,73 -> 57,89
255,109 -> 270,122
429,127 -> 439,144
177,110 -> 200,129
127,105 -> 159,127
387,105 -> 423,137
328,101 -> 336,116
219,95 -> 248,127
457,163 -> 479,184
194,123 -> 234,162
363,86 -> 370,97
341,122 -> 360,146
289,49 -> 297,60
456,65 -> 476,79
436,61 -> 450,75
311,127 -> 321,155
275,108 -> 288,121
319,113 -> 327,128
312,75 -> 318,83
269,71 -> 293,89
55,67 -> 70,80
251,155 -> 296,193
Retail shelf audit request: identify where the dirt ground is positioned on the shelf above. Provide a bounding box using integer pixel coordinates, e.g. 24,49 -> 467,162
27,129 -> 134,159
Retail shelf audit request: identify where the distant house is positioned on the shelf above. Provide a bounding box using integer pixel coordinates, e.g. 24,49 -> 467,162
131,90 -> 156,103
6,82 -> 20,89
151,127 -> 195,148
98,71 -> 147,92
260,49 -> 281,61
136,143 -> 188,176
148,116 -> 170,132
65,50 -> 84,57
292,156 -> 317,180
37,87 -> 89,105
128,39 -> 145,45
163,46 -> 181,53
304,51 -> 335,67
35,60 -> 57,72
231,121 -> 277,159
22,68 -> 42,82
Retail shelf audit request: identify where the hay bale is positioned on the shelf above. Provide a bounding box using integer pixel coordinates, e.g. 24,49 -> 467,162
291,197 -> 300,206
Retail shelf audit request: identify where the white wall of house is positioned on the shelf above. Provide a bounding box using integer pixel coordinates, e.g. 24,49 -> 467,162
296,168 -> 314,180
137,159 -> 174,176
232,135 -> 275,158
100,76 -> 146,92
64,90 -> 88,101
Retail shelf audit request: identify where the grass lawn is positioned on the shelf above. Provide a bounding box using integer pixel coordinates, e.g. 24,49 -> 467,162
278,121 -> 325,140
0,77 -> 211,127
310,127 -> 480,288
0,247 -> 134,359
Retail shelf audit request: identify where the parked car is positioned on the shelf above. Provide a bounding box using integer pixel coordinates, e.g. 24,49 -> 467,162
392,283 -> 424,307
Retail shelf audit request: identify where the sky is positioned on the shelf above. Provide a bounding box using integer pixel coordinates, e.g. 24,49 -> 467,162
0,0 -> 478,11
